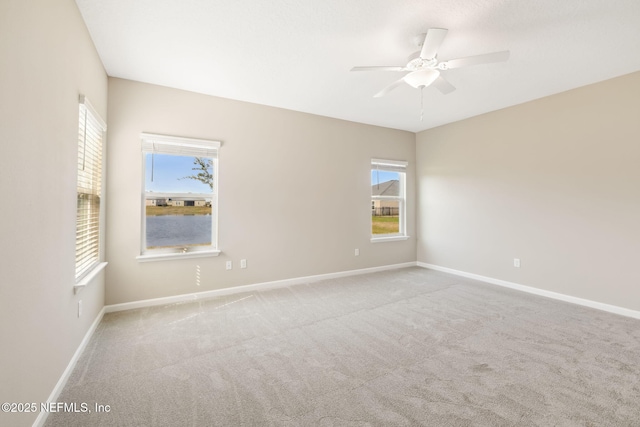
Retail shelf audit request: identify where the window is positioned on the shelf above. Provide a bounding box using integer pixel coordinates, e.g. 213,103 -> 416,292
371,158 -> 407,241
76,96 -> 106,282
139,134 -> 220,260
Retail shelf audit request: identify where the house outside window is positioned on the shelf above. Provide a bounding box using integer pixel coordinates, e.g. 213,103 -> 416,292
138,133 -> 221,261
371,158 -> 408,241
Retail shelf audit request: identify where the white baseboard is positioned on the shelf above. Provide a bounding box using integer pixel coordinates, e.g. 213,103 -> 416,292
105,262 -> 418,313
417,262 -> 640,320
32,306 -> 106,427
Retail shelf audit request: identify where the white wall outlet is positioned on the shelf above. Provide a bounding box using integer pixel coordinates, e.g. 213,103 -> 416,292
514,258 -> 521,268
240,259 -> 247,269
226,261 -> 232,270
78,300 -> 82,318
355,248 -> 359,256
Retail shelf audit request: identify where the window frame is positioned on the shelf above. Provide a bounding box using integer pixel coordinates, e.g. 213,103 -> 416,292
371,158 -> 409,242
75,95 -> 107,290
137,133 -> 221,262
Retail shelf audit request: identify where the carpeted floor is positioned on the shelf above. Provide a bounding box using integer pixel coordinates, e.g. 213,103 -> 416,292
46,267 -> 640,426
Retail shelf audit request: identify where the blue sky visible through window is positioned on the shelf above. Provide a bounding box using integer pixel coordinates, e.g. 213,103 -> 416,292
371,170 -> 399,186
145,154 -> 212,193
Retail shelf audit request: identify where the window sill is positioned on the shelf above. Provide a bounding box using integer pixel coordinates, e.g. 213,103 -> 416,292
371,235 -> 410,243
136,249 -> 221,263
74,262 -> 108,294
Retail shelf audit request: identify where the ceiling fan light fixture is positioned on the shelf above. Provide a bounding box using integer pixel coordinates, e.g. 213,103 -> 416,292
403,69 -> 440,88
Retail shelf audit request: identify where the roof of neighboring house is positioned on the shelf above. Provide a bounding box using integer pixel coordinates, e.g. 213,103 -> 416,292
372,180 -> 399,197
144,193 -> 211,201
167,197 -> 208,201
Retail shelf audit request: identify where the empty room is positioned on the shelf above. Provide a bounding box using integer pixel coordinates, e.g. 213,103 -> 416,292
1,0 -> 640,426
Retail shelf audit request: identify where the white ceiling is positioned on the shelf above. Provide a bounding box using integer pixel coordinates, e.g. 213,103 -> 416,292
75,0 -> 640,132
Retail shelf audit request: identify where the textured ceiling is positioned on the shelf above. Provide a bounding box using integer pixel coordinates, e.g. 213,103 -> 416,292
75,0 -> 640,132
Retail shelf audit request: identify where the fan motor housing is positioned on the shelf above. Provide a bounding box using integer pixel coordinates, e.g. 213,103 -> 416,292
407,51 -> 438,70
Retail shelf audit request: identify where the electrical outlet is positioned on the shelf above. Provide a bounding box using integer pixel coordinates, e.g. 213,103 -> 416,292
355,248 -> 360,256
226,261 -> 232,270
240,259 -> 247,269
514,258 -> 521,268
78,300 -> 82,318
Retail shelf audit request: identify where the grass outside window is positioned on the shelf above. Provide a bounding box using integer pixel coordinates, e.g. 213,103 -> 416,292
372,216 -> 399,234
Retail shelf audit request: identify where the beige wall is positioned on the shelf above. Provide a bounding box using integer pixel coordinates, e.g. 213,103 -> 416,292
106,78 -> 415,305
0,0 -> 108,426
416,72 -> 640,311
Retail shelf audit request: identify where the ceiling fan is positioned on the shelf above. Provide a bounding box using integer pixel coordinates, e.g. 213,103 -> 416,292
351,28 -> 510,98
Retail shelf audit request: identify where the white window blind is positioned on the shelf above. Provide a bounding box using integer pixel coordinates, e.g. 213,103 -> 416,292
371,158 -> 408,173
76,96 -> 106,281
141,133 -> 220,157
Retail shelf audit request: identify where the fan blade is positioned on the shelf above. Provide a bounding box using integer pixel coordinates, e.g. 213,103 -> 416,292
351,66 -> 406,72
441,50 -> 510,69
431,75 -> 456,94
420,28 -> 448,59
373,78 -> 406,98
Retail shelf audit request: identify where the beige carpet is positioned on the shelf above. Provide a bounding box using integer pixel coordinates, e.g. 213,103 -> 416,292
46,267 -> 640,426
